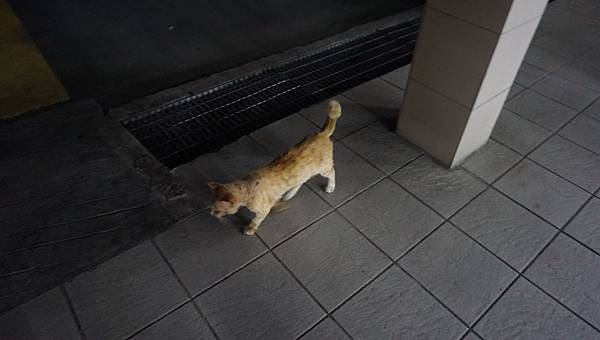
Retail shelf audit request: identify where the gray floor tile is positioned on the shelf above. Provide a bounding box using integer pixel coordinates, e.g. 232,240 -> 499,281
529,135 -> 600,192
341,121 -> 422,174
308,142 -> 383,207
491,109 -> 552,155
462,332 -> 482,340
538,7 -> 600,46
531,74 -> 600,111
196,253 -> 323,340
461,139 -> 522,183
154,211 -> 266,295
251,114 -> 319,156
399,224 -> 516,324
507,83 -> 526,101
0,288 -> 81,340
65,241 -> 187,340
531,30 -> 591,58
381,65 -> 411,89
392,156 -> 487,218
577,43 -> 600,68
130,303 -> 216,340
451,189 -> 556,271
338,179 -> 443,260
192,136 -> 273,184
564,197 -> 600,253
583,98 -> 600,120
300,318 -> 349,340
555,60 -> 600,93
171,163 -> 212,206
274,212 -> 389,310
560,114 -> 600,154
514,63 -> 547,87
494,159 -> 590,227
526,234 -> 600,329
258,185 -> 331,247
475,278 -> 599,340
505,89 -> 578,131
342,78 -> 404,128
333,266 -> 466,340
299,96 -> 378,139
523,45 -> 571,72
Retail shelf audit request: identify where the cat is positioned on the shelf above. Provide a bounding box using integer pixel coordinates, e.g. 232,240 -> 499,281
207,100 -> 341,235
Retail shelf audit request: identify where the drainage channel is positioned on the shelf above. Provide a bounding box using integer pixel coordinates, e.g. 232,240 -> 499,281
120,18 -> 420,168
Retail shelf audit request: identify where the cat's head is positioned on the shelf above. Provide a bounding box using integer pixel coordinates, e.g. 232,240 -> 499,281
206,181 -> 241,218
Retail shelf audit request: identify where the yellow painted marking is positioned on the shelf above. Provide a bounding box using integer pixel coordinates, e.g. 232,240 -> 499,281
0,0 -> 68,119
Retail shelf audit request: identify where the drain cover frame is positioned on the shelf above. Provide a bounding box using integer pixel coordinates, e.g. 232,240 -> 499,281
121,18 -> 421,168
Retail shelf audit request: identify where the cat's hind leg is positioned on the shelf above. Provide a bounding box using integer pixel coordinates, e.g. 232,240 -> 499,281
282,185 -> 301,201
321,167 -> 336,193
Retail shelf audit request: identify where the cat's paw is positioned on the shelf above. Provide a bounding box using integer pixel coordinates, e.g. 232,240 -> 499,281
324,185 -> 335,193
243,226 -> 257,236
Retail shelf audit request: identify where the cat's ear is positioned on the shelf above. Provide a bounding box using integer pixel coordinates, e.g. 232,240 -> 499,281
206,181 -> 220,190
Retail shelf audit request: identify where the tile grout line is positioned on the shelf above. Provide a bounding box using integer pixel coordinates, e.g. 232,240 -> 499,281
350,81 -> 600,332
527,83 -> 600,112
490,134 -> 599,196
467,158 -> 600,259
454,145 -> 600,332
488,83 -> 600,240
502,99 -> 600,157
395,264 -> 484,338
194,24 -> 600,337
293,314 -> 331,340
127,239 -> 222,340
190,247 -> 270,300
140,53 -> 599,338
489,134 -> 600,196
299,147 -> 500,335
584,111 -> 600,123
247,134 -> 453,338
124,299 -> 190,340
515,77 -> 600,112
465,106 -> 600,258
453,101 -> 600,331
265,206 -> 334,250
524,34 -> 600,96
467,193 -> 600,335
378,75 -> 408,92
252,232 -> 358,340
546,3 -> 600,24
558,131 -> 600,158
60,284 -> 88,340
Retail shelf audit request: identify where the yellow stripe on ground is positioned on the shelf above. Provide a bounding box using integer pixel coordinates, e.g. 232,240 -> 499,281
0,0 -> 68,119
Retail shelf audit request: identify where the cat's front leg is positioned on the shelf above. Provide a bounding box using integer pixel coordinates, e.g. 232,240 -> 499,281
244,209 -> 268,236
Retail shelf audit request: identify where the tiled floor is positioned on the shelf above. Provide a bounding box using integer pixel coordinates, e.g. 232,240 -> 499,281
3,0 -> 600,339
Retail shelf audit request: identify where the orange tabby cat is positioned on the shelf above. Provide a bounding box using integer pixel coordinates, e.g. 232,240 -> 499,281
207,100 -> 342,235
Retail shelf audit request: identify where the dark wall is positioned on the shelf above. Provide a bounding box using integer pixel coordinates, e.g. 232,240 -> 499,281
11,0 -> 423,106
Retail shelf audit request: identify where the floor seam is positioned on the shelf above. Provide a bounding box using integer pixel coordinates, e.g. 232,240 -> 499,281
134,239 -> 222,340
60,285 -> 88,340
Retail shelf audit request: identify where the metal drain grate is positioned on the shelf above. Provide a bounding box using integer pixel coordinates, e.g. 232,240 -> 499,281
121,18 -> 421,168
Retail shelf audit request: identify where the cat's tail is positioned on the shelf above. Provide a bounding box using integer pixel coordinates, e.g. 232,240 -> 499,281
271,201 -> 290,213
321,100 -> 342,137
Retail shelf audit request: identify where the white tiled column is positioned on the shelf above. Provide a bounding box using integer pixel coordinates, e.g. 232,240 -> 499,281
397,0 -> 548,167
